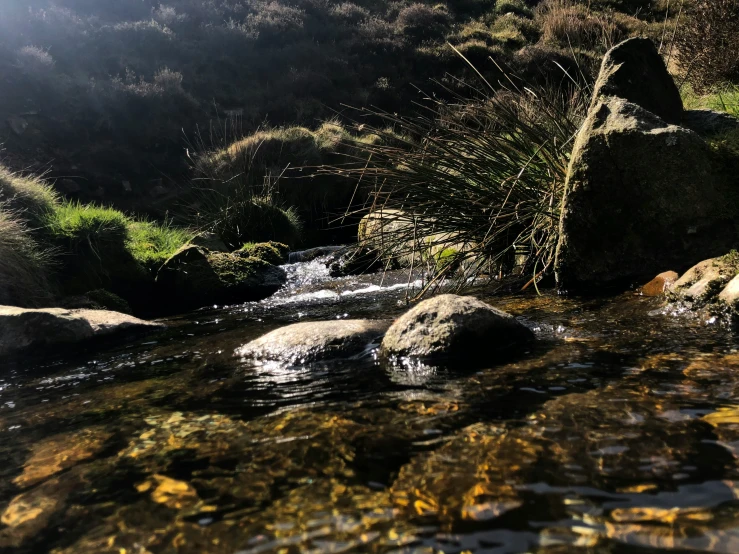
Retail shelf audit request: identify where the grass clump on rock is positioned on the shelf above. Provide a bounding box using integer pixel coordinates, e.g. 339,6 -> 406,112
332,54 -> 587,295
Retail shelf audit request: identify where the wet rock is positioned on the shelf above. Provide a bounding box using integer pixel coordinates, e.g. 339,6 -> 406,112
590,38 -> 683,124
718,274 -> 739,310
236,319 -> 391,363
380,294 -> 534,363
668,255 -> 739,303
288,245 -> 342,263
0,306 -> 164,357
328,246 -> 385,277
640,271 -> 678,297
556,94 -> 739,291
156,245 -> 286,310
682,109 -> 739,136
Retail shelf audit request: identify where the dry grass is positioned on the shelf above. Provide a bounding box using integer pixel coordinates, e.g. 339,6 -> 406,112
0,210 -> 55,307
536,0 -> 627,51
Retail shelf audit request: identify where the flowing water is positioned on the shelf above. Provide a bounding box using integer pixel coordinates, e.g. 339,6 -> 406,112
2,256 -> 739,553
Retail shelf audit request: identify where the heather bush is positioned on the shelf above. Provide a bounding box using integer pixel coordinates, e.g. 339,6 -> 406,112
675,0 -> 739,92
15,46 -> 55,78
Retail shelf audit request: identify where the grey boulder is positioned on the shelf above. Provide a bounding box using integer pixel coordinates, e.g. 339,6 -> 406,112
589,37 -> 683,124
380,294 -> 533,362
236,319 -> 391,364
0,306 -> 164,357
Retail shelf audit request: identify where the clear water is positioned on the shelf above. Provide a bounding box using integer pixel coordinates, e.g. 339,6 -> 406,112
2,257 -> 739,553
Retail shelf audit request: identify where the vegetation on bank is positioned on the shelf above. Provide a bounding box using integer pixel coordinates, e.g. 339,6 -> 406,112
0,167 -> 193,308
0,0 -> 674,212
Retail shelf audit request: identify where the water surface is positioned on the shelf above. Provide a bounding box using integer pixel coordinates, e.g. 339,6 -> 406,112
2,258 -> 739,553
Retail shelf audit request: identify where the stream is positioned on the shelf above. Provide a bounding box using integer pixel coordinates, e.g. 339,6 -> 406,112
2,255 -> 739,553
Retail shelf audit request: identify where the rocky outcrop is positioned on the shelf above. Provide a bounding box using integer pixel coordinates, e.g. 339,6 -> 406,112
328,247 -> 385,277
589,37 -> 683,124
555,38 -> 739,292
380,294 -> 534,363
236,319 -> 391,363
156,245 -> 286,311
0,306 -> 164,357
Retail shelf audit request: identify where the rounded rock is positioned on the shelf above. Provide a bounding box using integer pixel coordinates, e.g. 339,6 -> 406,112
380,294 -> 534,363
236,319 -> 391,364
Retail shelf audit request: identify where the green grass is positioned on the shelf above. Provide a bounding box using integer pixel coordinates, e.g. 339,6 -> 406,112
682,85 -> 739,118
45,202 -> 130,250
127,220 -> 192,272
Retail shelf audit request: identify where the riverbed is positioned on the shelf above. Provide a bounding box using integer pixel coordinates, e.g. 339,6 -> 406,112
1,256 -> 739,553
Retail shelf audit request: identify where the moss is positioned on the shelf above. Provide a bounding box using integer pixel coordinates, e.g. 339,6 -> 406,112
85,289 -> 132,314
494,0 -> 533,18
434,247 -> 462,272
206,252 -> 273,287
716,250 -> 739,273
239,242 -> 290,265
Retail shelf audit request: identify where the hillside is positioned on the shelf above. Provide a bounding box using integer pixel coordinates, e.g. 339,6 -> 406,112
1,0 -> 670,218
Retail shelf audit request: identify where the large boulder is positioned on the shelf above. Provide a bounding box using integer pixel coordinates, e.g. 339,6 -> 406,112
0,306 -> 164,357
589,37 -> 683,124
156,245 -> 286,310
555,38 -> 739,292
236,320 -> 391,364
380,294 -> 534,363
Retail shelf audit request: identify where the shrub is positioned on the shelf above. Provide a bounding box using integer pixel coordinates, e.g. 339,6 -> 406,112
15,46 -> 55,77
328,57 -> 587,294
495,0 -> 533,18
0,210 -> 55,308
674,0 -> 739,92
0,168 -> 58,229
330,2 -> 370,23
395,4 -> 452,42
536,0 -> 624,51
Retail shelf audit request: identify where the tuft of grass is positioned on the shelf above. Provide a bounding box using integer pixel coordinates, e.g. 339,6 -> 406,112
127,219 -> 192,272
45,202 -> 129,251
323,51 -> 587,296
682,84 -> 739,118
0,168 -> 58,229
0,209 -> 55,307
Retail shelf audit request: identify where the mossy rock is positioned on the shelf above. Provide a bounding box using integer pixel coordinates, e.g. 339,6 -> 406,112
84,289 -> 132,314
156,245 -> 286,312
238,242 -> 289,265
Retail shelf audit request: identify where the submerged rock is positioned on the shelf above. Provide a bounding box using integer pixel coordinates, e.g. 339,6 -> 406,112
236,319 -> 391,363
0,306 -> 164,357
380,294 -> 534,363
156,245 -> 286,310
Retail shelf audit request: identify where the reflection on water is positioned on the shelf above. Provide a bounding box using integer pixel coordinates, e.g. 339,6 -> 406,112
1,260 -> 739,553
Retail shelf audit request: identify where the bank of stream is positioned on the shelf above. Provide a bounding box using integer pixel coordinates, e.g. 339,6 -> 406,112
1,254 -> 739,553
